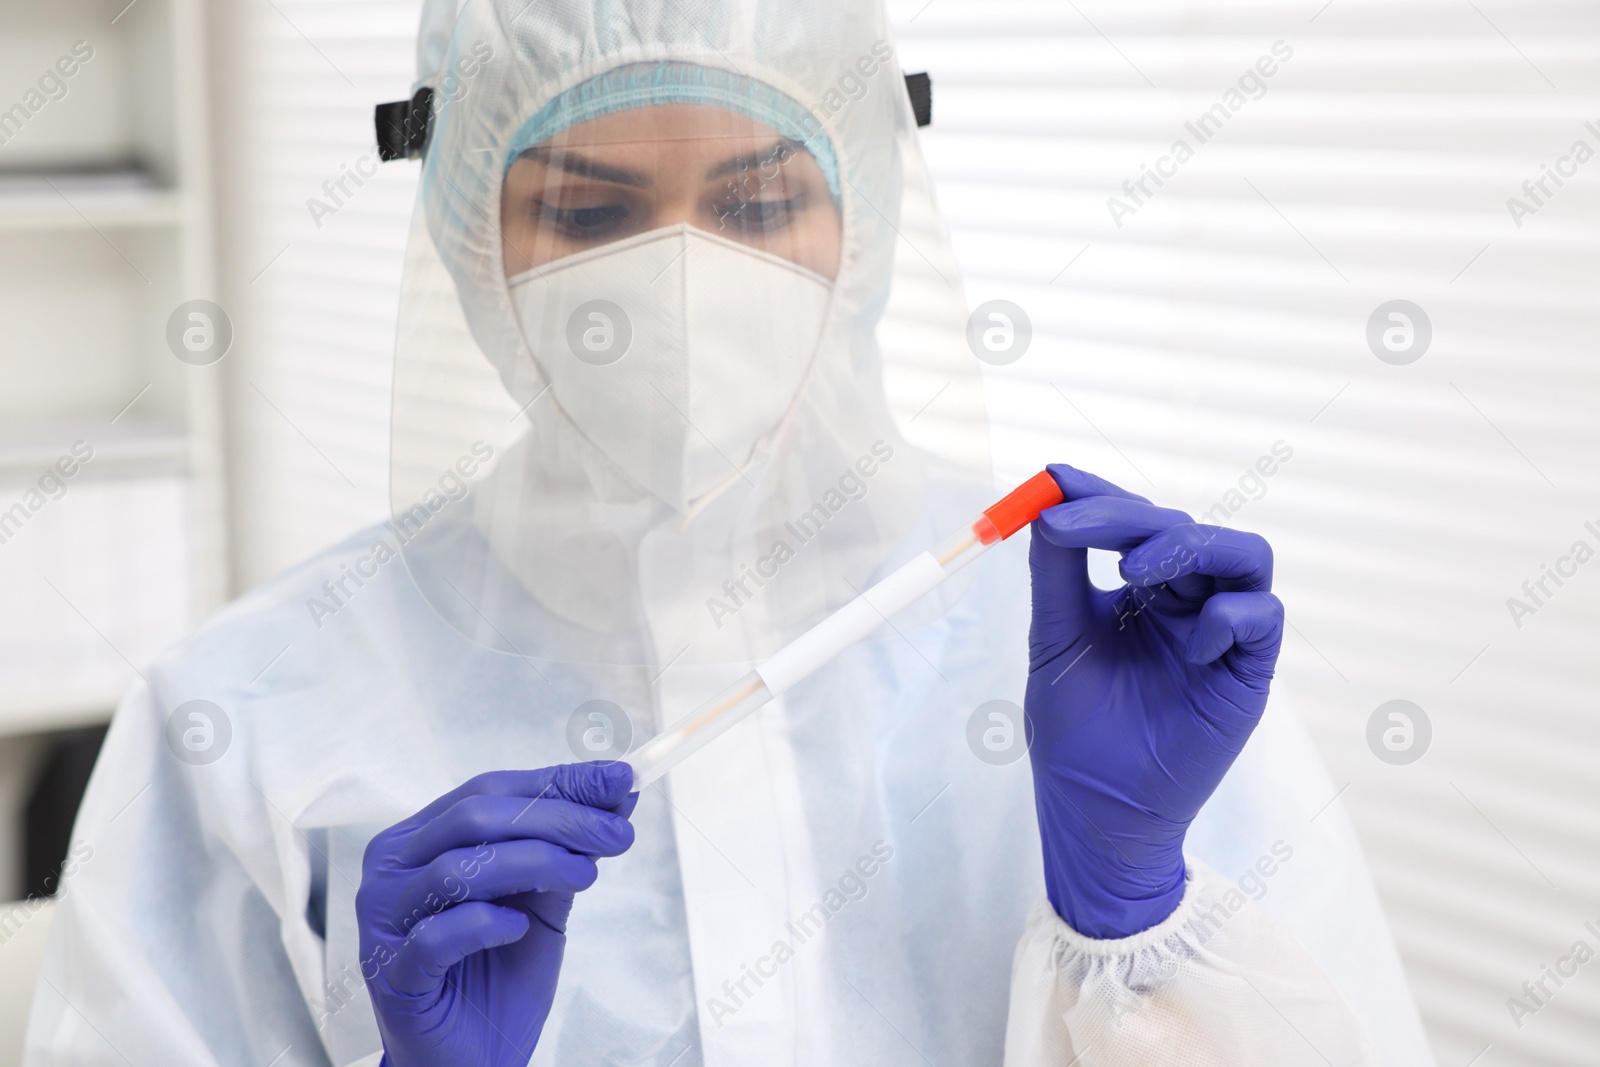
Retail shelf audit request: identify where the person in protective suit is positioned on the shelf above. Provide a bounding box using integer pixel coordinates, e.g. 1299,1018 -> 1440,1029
24,1 -> 1433,1064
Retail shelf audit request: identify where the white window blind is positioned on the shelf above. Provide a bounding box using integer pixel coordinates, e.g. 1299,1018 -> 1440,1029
219,1 -> 1600,1061
213,0 -> 421,584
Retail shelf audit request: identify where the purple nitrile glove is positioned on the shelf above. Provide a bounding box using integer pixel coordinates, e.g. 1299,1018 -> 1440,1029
356,763 -> 637,1067
1025,464 -> 1284,939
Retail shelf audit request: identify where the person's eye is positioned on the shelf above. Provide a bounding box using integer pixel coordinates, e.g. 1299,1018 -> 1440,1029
715,195 -> 805,235
537,200 -> 631,239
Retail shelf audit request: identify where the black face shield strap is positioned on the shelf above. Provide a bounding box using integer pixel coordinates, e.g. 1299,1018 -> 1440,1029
374,74 -> 932,164
376,87 -> 435,162
904,72 -> 932,129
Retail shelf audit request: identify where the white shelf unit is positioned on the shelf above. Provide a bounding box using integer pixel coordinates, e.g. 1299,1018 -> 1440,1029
0,171 -> 183,233
0,0 -> 225,903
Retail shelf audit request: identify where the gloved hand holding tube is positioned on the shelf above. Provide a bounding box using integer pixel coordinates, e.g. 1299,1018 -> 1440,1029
356,764 -> 638,1067
628,459 -> 1283,945
1024,464 -> 1285,939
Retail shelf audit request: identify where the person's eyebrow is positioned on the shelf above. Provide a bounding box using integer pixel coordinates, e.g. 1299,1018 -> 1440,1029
704,139 -> 801,182
518,146 -> 652,188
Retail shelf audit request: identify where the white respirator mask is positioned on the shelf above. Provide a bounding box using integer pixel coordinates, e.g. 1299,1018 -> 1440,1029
507,224 -> 834,512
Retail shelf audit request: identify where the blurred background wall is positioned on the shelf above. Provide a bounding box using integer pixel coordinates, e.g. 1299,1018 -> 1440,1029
0,1 -> 1597,1064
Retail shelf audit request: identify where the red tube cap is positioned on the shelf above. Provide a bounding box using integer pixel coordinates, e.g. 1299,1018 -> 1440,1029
977,470 -> 1065,544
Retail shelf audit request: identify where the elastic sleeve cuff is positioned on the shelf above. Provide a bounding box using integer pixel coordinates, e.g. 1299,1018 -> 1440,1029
1035,864 -> 1199,958
1003,858 -> 1379,1066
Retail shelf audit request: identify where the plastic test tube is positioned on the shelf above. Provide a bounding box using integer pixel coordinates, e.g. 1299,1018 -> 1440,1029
628,470 -> 1065,789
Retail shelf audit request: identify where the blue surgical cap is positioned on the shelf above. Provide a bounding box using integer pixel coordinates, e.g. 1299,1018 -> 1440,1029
503,62 -> 842,203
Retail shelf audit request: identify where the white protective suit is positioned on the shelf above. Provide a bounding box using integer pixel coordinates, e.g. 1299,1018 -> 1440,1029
25,0 -> 1435,1064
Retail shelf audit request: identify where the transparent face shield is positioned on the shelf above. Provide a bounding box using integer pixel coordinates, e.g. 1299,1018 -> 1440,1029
390,2 -> 993,683
502,107 -> 843,280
